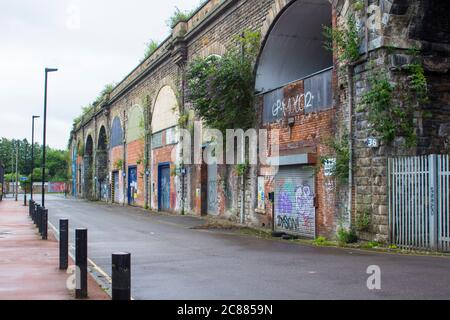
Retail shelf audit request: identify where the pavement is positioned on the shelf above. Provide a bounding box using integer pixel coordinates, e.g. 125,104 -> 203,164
40,194 -> 450,300
0,197 -> 109,300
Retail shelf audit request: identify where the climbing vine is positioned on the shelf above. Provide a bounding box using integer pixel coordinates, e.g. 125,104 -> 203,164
320,133 -> 350,184
186,29 -> 261,133
323,14 -> 360,65
359,52 -> 429,147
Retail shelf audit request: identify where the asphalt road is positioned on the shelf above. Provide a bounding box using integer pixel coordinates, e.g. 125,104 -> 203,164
44,195 -> 450,300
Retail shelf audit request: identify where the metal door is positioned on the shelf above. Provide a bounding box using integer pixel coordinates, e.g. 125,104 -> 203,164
158,164 -> 171,211
128,167 -> 138,205
207,162 -> 218,215
275,166 -> 316,238
113,171 -> 120,203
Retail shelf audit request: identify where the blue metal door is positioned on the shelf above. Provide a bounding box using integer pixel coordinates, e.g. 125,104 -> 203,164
158,164 -> 171,211
128,166 -> 138,205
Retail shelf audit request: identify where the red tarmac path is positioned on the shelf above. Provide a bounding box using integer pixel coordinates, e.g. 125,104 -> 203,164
0,198 -> 109,300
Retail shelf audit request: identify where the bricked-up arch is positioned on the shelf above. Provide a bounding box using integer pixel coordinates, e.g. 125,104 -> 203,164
97,126 -> 108,200
84,135 -> 94,199
255,0 -> 333,93
111,116 -> 123,148
151,85 -> 179,133
126,105 -> 144,143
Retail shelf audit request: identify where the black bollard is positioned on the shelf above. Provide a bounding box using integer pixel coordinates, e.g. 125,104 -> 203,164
112,252 -> 131,300
75,229 -> 88,299
32,204 -> 36,224
35,204 -> 41,227
38,206 -> 43,235
59,219 -> 69,270
41,208 -> 48,240
29,200 -> 34,217
24,194 -> 27,207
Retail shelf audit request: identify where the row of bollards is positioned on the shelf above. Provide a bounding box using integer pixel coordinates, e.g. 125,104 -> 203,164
57,220 -> 130,300
28,200 -> 131,300
29,199 -> 48,240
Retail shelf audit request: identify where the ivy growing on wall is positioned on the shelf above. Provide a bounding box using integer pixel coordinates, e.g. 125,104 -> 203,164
359,53 -> 429,147
186,29 -> 261,133
323,14 -> 360,65
320,133 -> 350,184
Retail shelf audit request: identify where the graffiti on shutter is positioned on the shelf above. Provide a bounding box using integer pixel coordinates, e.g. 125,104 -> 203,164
275,166 -> 316,238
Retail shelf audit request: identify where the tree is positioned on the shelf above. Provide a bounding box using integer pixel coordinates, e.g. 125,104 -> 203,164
186,29 -> 261,133
0,138 -> 68,182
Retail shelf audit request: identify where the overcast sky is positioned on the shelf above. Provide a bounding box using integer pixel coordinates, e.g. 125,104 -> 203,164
0,0 -> 200,150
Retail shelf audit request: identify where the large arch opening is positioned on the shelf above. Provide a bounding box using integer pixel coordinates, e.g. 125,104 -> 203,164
97,126 -> 108,201
84,135 -> 94,199
255,0 -> 333,93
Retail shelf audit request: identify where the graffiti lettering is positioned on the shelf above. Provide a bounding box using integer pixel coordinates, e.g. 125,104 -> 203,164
272,92 -> 314,118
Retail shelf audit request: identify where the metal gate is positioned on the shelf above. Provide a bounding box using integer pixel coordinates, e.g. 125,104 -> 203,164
388,155 -> 450,251
275,166 -> 316,238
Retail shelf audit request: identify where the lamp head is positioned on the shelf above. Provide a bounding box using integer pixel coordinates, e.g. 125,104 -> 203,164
45,68 -> 58,73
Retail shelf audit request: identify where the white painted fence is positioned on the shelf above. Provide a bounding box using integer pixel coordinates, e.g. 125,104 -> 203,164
388,155 -> 450,252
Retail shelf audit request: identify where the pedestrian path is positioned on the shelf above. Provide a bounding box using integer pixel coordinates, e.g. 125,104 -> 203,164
0,199 -> 109,300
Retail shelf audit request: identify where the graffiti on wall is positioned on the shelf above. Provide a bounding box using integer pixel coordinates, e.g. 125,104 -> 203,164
276,179 -> 315,236
257,176 -> 265,210
263,69 -> 332,124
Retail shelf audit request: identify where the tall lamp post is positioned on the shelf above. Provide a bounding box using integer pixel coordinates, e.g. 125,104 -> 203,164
41,68 -> 58,207
31,115 -> 40,201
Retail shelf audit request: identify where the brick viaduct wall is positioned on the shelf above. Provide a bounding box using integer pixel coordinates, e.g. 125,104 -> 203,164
69,0 -> 450,241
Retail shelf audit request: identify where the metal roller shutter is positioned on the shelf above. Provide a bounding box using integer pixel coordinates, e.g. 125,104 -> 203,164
275,166 -> 316,238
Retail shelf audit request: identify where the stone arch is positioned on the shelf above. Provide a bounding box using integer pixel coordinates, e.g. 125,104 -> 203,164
84,135 -> 94,199
126,105 -> 144,143
96,126 -> 109,201
256,0 -> 333,93
151,85 -> 180,133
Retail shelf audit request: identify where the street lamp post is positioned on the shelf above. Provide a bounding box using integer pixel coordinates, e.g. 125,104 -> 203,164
31,115 -> 40,201
41,68 -> 58,207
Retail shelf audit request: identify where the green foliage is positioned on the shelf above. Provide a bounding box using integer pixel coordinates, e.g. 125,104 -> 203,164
312,236 -> 331,246
360,65 -> 425,147
352,1 -> 364,11
114,159 -> 123,170
406,62 -> 429,105
166,1 -> 208,28
141,40 -> 159,61
361,241 -> 380,249
167,7 -> 192,28
360,71 -> 401,144
186,29 -> 261,133
0,138 -> 67,182
355,211 -> 372,232
337,227 -> 358,245
73,83 -> 116,126
320,134 -> 350,184
323,14 -> 360,64
235,162 -> 249,177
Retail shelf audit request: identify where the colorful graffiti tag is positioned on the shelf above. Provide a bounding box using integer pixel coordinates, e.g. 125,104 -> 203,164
276,177 -> 315,237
